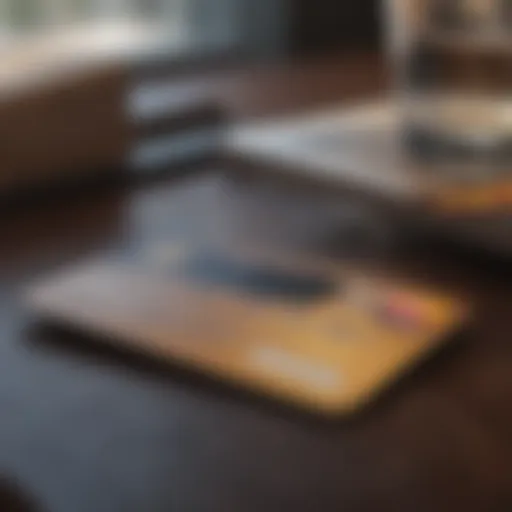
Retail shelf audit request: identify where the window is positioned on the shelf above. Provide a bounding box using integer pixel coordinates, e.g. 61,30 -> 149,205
0,0 -> 206,68
0,1 -> 286,63
0,0 -> 189,46
1,0 -> 187,27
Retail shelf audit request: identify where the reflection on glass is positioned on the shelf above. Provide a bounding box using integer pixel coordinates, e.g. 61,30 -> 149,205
388,0 -> 512,171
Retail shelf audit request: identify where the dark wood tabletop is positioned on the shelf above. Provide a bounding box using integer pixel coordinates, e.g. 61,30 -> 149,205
2,53 -> 512,512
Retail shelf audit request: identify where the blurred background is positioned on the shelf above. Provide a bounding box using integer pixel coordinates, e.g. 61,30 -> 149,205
0,0 -> 380,61
0,0 -> 383,180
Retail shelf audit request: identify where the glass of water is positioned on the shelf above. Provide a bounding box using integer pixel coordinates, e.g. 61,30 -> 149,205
387,0 -> 512,171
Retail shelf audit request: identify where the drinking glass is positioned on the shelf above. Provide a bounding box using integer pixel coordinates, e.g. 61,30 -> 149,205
387,0 -> 512,170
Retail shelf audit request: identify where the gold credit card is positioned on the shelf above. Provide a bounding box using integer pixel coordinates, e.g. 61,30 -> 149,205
26,248 -> 470,415
430,181 -> 512,216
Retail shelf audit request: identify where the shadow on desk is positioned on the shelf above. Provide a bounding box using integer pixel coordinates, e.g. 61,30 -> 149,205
0,478 -> 41,512
25,318 -> 472,430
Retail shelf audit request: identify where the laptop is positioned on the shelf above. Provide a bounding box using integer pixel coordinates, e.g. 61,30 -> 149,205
225,101 -> 512,257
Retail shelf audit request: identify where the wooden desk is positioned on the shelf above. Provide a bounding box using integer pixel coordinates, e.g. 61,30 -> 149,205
1,54 -> 511,512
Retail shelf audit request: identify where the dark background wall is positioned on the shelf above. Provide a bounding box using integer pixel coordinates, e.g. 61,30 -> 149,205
287,0 -> 381,56
191,0 -> 381,61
